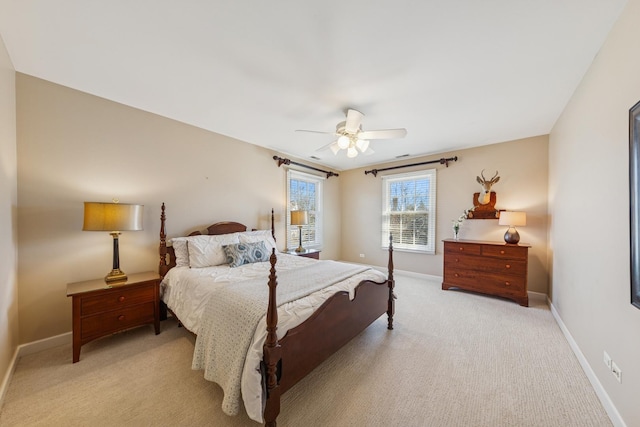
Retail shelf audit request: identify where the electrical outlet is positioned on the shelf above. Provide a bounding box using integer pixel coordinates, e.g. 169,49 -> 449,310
603,351 -> 612,370
359,253 -> 365,258
612,361 -> 622,383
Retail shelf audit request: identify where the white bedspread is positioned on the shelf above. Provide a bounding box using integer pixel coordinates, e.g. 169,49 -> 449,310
160,253 -> 387,423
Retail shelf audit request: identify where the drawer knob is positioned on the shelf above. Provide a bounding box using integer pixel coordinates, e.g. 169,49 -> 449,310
455,258 -> 459,262
505,264 -> 511,269
505,281 -> 511,286
500,250 -> 505,254
459,247 -> 464,251
118,296 -> 125,302
454,273 -> 459,277
118,315 -> 125,321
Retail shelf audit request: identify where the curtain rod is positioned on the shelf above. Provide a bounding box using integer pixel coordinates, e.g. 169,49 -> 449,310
272,156 -> 339,179
364,156 -> 458,177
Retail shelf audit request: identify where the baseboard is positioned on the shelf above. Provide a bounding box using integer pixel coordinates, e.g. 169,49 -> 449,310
0,347 -> 19,409
549,300 -> 626,427
393,269 -> 442,282
18,332 -> 72,358
528,290 -> 547,304
0,332 -> 71,409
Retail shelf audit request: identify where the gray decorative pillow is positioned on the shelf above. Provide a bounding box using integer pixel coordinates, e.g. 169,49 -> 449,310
222,241 -> 270,268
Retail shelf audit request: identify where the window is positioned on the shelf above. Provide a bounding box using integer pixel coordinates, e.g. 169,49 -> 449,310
382,169 -> 436,253
287,170 -> 323,251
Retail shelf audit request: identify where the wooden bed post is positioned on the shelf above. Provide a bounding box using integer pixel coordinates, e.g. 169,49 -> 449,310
159,202 -> 168,278
263,249 -> 281,427
387,234 -> 395,330
270,208 -> 275,243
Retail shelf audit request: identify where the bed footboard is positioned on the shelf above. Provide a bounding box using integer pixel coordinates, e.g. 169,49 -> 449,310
263,237 -> 395,426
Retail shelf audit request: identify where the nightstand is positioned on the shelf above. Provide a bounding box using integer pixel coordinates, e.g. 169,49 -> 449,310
285,249 -> 321,259
67,271 -> 161,363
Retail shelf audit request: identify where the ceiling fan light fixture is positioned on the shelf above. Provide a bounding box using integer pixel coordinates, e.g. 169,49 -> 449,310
337,135 -> 350,149
347,146 -> 358,158
355,139 -> 369,153
329,142 -> 340,155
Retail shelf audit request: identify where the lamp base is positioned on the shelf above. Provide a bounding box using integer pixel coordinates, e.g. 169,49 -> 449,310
503,227 -> 520,244
105,269 -> 128,283
295,225 -> 305,252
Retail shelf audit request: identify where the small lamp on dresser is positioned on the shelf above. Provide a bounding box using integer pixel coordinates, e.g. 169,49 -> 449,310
290,210 -> 308,252
83,201 -> 144,283
498,211 -> 526,244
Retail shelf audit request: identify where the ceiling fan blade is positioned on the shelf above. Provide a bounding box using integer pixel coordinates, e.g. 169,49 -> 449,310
364,147 -> 375,156
344,109 -> 364,134
358,128 -> 407,140
295,129 -> 334,135
315,141 -> 335,152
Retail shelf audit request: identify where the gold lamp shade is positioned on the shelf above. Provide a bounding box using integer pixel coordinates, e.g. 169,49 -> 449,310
290,210 -> 309,226
83,202 -> 144,232
83,202 -> 144,283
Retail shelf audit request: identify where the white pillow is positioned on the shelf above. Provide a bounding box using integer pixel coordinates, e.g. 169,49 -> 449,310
187,233 -> 240,268
170,238 -> 189,267
238,229 -> 277,252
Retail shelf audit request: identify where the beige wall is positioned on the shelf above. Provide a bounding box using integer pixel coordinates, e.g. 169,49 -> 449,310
0,36 -> 18,396
15,74 -> 340,344
549,0 -> 640,424
340,136 -> 549,294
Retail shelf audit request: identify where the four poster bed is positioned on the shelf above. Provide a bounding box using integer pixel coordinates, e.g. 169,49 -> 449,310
157,203 -> 395,426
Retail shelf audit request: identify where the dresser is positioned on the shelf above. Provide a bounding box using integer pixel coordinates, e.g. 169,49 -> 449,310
442,239 -> 530,306
67,271 -> 161,362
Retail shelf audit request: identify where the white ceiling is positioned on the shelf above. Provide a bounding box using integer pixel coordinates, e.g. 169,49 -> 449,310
0,1 -> 627,171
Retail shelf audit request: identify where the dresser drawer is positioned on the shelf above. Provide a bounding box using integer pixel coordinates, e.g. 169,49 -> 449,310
444,270 -> 526,294
445,254 -> 527,276
81,284 -> 156,316
444,242 -> 482,256
81,301 -> 156,341
481,245 -> 528,260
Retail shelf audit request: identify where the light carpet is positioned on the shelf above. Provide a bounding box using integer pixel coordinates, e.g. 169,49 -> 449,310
0,274 -> 611,426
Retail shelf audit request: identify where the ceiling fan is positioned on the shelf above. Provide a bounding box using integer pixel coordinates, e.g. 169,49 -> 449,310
296,109 -> 407,158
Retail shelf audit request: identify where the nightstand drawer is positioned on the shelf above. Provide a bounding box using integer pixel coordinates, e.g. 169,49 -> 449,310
81,301 -> 156,341
81,284 -> 156,316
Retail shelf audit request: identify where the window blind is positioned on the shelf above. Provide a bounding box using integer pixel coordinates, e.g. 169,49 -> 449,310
381,169 -> 436,253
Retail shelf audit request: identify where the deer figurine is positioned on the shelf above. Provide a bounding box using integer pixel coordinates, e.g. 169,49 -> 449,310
476,170 -> 500,205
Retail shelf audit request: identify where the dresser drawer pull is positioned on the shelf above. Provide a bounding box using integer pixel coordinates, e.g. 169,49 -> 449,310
505,281 -> 511,286
505,264 -> 511,269
459,247 -> 464,251
118,315 -> 125,321
118,296 -> 125,302
454,273 -> 459,277
500,250 -> 505,254
455,258 -> 459,262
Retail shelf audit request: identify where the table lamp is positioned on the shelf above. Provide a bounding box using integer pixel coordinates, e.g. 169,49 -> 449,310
83,201 -> 144,282
290,210 -> 309,252
498,211 -> 526,244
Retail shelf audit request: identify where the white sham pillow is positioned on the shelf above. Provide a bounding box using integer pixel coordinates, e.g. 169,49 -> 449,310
238,229 -> 277,252
170,238 -> 189,267
187,233 -> 240,268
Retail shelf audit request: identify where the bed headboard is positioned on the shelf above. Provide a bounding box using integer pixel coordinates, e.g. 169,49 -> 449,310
158,203 -> 275,277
